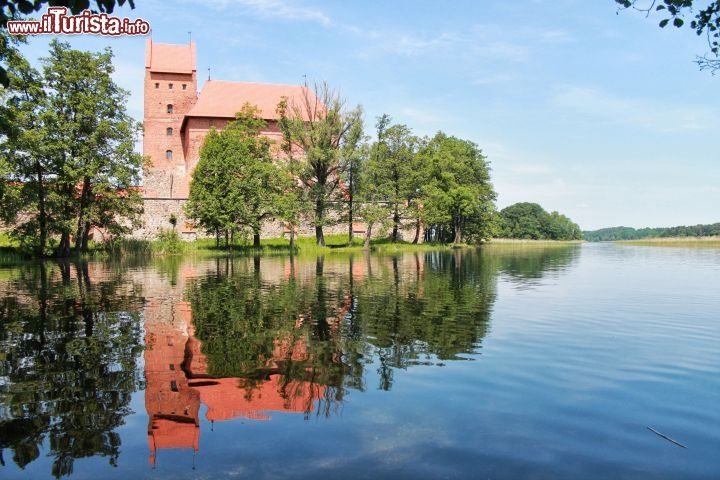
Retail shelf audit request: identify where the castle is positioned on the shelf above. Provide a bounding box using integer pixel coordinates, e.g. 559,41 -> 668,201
139,39 -> 309,239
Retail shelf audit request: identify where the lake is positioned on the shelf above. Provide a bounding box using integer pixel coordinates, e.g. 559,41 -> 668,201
1,243 -> 718,479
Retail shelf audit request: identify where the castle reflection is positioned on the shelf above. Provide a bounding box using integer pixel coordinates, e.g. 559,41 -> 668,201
144,298 -> 330,465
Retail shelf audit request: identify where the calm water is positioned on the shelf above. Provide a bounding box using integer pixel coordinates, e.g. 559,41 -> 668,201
1,244 -> 718,479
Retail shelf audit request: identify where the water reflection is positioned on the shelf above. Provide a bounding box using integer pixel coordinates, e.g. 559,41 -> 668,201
485,244 -> 581,288
0,247 -> 581,476
0,261 -> 144,478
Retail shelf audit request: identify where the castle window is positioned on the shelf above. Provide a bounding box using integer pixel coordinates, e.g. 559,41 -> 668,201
182,84 -> 187,90
166,127 -> 173,136
166,150 -> 173,160
209,119 -> 215,127
154,82 -> 159,89
167,104 -> 173,114
168,83 -> 173,90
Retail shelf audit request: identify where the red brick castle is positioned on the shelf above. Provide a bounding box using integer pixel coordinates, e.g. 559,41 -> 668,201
139,39 -> 307,238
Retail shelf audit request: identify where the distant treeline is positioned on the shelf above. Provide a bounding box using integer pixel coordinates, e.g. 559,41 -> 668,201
583,223 -> 720,242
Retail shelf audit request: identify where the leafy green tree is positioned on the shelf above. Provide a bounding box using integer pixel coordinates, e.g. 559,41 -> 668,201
277,81 -> 363,246
366,115 -> 422,243
498,202 -> 581,240
0,37 -> 51,255
186,103 -> 289,248
615,0 -> 720,72
339,106 -> 366,245
41,40 -> 143,256
419,132 -> 496,244
1,40 -> 143,257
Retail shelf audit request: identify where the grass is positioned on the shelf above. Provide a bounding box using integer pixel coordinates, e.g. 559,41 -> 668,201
0,230 -> 478,262
616,236 -> 720,247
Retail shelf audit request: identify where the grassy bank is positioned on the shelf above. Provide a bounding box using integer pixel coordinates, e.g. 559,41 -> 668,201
103,232 -> 457,258
616,236 -> 720,247
2,231 -> 588,262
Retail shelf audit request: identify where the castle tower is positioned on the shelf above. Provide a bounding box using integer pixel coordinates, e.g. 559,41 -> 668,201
143,39 -> 197,199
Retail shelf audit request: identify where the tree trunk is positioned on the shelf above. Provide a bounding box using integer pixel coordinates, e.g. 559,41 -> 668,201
74,177 -> 92,255
35,162 -> 48,257
253,231 -> 261,249
315,197 -> 325,246
392,204 -> 399,242
453,222 -> 462,244
56,231 -> 71,258
364,222 -> 373,251
412,217 -> 420,244
81,221 -> 91,252
348,196 -> 354,246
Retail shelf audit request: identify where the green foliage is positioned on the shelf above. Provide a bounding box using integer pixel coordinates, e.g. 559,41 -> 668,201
154,228 -> 184,255
0,40 -> 143,257
615,0 -> 720,72
419,132 -> 497,244
583,222 -> 720,241
277,81 -> 364,246
498,202 -> 582,240
186,103 -> 290,248
364,115 -> 425,243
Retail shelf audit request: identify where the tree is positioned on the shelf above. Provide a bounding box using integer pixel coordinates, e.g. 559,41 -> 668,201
42,40 -> 143,256
186,103 -> 288,248
615,0 -> 720,72
419,132 -> 496,244
1,40 -> 142,257
339,106 -> 366,245
498,202 -> 582,240
277,81 -> 363,246
366,115 -> 422,243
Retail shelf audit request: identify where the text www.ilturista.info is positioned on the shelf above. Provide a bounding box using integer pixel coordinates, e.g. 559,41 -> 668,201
7,7 -> 150,36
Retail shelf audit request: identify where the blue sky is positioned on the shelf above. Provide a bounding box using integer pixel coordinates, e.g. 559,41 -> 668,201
15,0 -> 720,230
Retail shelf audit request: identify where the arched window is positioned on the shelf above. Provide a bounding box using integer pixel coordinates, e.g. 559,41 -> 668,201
166,104 -> 173,114
166,127 -> 173,136
165,150 -> 173,160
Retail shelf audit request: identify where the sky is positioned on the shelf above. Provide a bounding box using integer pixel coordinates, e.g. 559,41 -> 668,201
14,0 -> 720,231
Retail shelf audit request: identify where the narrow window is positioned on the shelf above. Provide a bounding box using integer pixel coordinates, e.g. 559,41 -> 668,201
168,83 -> 173,90
166,150 -> 173,160
182,84 -> 187,90
154,82 -> 159,89
166,104 -> 173,114
166,127 -> 173,136
209,119 -> 215,127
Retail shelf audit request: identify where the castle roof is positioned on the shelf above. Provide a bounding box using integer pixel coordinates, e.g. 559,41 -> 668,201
146,40 -> 196,74
186,80 -> 311,121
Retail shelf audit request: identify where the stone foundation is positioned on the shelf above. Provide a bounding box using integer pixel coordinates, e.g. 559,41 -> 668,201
134,197 -> 423,243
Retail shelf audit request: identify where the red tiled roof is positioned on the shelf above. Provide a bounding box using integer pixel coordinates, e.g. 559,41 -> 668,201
187,80 -> 310,120
146,40 -> 196,74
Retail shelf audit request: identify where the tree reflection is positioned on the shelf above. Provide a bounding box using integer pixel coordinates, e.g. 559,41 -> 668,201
485,244 -> 581,287
185,250 -> 499,400
0,261 -> 144,478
